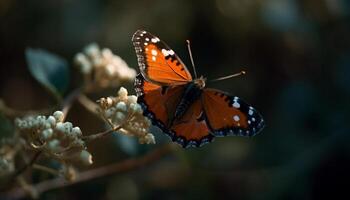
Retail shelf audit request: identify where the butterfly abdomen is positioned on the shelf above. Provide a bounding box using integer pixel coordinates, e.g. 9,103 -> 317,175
171,82 -> 203,126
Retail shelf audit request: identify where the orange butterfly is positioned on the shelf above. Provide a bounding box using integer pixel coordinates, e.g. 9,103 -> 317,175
133,30 -> 265,148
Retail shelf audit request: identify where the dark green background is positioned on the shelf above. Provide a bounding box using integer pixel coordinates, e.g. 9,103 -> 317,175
1,0 -> 349,199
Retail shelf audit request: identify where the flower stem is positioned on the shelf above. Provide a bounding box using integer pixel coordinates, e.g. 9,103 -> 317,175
82,125 -> 122,142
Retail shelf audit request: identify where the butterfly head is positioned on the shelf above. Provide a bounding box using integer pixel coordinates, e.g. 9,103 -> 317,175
194,76 -> 206,89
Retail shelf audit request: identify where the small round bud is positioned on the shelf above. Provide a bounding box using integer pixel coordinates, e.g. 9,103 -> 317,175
72,127 -> 82,137
53,111 -> 64,122
118,87 -> 128,98
134,104 -> 143,114
145,133 -> 156,144
101,48 -> 113,59
105,107 -> 116,118
106,64 -> 117,76
84,43 -> 100,58
115,111 -> 126,122
41,128 -> 53,140
47,116 -> 56,127
115,102 -> 127,112
47,139 -> 61,153
63,122 -> 73,133
128,95 -> 137,104
79,150 -> 93,165
55,122 -> 65,133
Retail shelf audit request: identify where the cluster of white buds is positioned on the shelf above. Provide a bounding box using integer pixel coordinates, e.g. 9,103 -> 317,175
14,111 -> 93,180
74,43 -> 136,88
0,138 -> 22,177
99,87 -> 155,145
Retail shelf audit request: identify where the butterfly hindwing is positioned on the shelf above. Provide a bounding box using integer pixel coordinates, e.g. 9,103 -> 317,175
135,74 -> 214,148
170,99 -> 214,148
135,73 -> 184,133
202,89 -> 265,137
132,30 -> 192,85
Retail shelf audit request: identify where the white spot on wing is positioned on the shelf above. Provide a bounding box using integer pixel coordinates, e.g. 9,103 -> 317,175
144,42 -> 148,45
145,38 -> 149,41
151,49 -> 157,56
233,115 -> 240,121
233,102 -> 240,108
168,50 -> 175,55
248,109 -> 254,115
152,56 -> 156,61
162,49 -> 169,56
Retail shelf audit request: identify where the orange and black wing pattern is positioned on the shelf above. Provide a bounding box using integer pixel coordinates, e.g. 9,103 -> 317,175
132,30 -> 192,85
170,99 -> 214,147
135,74 -> 214,148
135,74 -> 184,131
202,89 -> 265,137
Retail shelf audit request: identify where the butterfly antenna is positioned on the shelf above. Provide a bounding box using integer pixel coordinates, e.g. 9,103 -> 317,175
210,70 -> 246,82
186,40 -> 198,78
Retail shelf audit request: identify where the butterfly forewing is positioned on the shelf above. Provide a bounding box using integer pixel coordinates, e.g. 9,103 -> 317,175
132,30 -> 192,85
202,89 -> 265,137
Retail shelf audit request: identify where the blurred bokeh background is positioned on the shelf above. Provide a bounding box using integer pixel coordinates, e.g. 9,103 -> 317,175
1,0 -> 349,199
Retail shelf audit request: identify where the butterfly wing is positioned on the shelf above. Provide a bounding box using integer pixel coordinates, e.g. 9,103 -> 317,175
201,89 -> 265,137
170,99 -> 214,148
132,30 -> 192,85
135,74 -> 213,148
135,73 -> 184,132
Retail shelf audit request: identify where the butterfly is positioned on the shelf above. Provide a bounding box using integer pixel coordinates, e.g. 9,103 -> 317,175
132,30 -> 265,148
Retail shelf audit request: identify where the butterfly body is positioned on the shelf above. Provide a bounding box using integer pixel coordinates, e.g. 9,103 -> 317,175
132,30 -> 265,148
171,77 -> 205,126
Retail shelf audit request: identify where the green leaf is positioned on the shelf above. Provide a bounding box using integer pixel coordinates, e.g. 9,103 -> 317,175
25,48 -> 70,99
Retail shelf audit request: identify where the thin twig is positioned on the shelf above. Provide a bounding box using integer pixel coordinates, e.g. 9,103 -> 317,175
82,125 -> 122,142
77,94 -> 100,116
12,151 -> 42,178
33,164 -> 59,176
2,144 -> 175,200
61,87 -> 83,119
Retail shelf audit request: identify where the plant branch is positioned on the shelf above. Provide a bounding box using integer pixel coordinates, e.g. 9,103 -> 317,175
2,144 -> 175,200
12,151 -> 42,179
82,125 -> 122,142
61,87 -> 83,119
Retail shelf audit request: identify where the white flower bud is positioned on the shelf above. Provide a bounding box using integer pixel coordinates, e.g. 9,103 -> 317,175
41,128 -> 53,140
36,116 -> 46,127
53,111 -> 64,122
63,122 -> 73,133
115,111 -> 126,122
118,87 -> 128,98
134,104 -> 143,114
101,48 -> 113,59
71,127 -> 82,137
84,43 -> 100,58
47,116 -> 56,127
55,122 -> 65,133
106,64 -> 117,76
144,133 -> 156,144
115,101 -> 127,112
105,107 -> 116,118
48,139 -> 61,153
128,95 -> 137,104
79,150 -> 93,165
